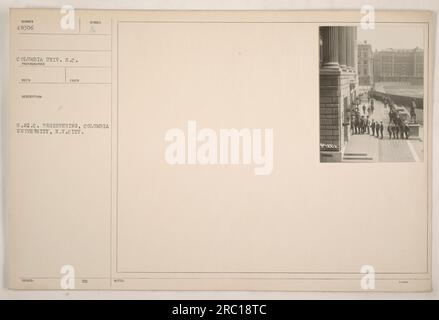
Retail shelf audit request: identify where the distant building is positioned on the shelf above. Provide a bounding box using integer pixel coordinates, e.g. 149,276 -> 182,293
373,48 -> 423,84
357,41 -> 374,86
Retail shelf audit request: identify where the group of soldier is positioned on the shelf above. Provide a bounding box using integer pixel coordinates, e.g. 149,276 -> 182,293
351,97 -> 411,140
386,99 -> 411,139
351,112 -> 385,139
387,121 -> 410,139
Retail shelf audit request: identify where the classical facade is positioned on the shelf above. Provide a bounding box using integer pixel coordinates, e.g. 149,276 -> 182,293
357,41 -> 373,86
373,48 -> 424,84
319,26 -> 358,162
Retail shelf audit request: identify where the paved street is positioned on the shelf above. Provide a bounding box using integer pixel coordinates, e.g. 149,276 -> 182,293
343,97 -> 423,162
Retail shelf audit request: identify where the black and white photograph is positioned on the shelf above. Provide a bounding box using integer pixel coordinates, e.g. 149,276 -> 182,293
319,25 -> 425,162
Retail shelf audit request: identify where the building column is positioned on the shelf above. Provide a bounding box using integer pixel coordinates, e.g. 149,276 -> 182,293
345,27 -> 351,71
353,27 -> 358,74
322,26 -> 340,70
346,27 -> 355,72
338,27 -> 347,71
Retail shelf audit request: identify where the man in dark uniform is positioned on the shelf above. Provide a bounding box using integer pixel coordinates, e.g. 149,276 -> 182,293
360,116 -> 365,134
371,120 -> 375,136
400,122 -> 406,139
395,124 -> 400,139
366,116 -> 370,134
404,123 -> 410,139
355,116 -> 360,134
379,121 -> 384,139
387,123 -> 392,139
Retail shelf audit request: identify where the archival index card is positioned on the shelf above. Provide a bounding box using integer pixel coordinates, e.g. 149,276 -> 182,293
7,9 -> 433,291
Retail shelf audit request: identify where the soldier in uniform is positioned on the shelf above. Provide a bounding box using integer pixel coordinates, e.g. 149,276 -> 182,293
404,123 -> 410,139
360,116 -> 365,134
365,116 -> 370,134
387,123 -> 392,139
379,121 -> 384,139
355,116 -> 360,134
351,116 -> 355,135
400,122 -> 407,139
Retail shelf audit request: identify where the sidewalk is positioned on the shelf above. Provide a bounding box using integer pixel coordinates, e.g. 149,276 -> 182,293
343,98 -> 423,162
343,134 -> 378,162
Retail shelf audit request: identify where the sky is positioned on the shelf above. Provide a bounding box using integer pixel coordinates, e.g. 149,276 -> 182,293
357,25 -> 424,51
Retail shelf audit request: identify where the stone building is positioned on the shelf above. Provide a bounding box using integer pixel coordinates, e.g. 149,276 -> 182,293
357,41 -> 374,86
373,47 -> 424,84
320,26 -> 358,162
